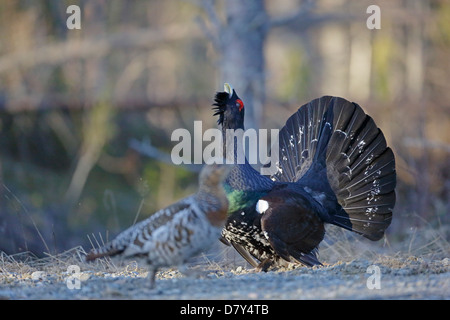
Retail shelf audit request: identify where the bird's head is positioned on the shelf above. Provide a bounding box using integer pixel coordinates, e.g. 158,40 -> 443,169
212,83 -> 245,129
199,159 -> 232,190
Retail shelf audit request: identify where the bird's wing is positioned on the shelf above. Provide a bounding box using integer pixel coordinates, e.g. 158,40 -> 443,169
86,196 -> 193,260
259,191 -> 324,267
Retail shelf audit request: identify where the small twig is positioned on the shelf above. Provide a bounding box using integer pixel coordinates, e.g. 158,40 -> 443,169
133,198 -> 145,226
98,232 -> 106,247
86,234 -> 95,250
129,137 -> 173,165
91,233 -> 102,249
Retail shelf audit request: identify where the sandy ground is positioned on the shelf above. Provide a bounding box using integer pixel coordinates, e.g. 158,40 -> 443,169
0,247 -> 448,300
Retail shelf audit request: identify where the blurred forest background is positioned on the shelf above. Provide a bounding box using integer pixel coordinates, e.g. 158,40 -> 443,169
0,0 -> 448,259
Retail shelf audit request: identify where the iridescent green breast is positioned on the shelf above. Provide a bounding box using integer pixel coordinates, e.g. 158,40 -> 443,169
223,184 -> 267,215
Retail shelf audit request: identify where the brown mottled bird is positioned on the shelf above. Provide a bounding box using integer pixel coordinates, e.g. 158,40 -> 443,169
86,162 -> 231,288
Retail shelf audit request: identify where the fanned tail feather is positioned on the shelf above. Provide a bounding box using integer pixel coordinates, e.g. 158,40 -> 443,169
272,96 -> 396,240
273,96 -> 332,182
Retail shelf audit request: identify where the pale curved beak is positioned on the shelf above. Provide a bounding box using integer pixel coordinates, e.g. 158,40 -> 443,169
224,83 -> 233,97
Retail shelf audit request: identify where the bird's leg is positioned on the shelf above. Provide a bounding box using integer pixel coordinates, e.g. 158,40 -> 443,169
256,258 -> 273,272
148,268 -> 157,289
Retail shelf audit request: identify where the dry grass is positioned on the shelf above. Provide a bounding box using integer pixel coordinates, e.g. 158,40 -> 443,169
0,246 -> 85,285
0,202 -> 448,285
1,222 -> 448,280
319,222 -> 449,266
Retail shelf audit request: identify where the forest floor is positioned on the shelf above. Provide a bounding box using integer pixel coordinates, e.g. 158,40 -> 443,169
0,244 -> 448,300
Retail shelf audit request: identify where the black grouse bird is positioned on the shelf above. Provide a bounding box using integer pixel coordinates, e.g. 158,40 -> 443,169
213,83 -> 396,271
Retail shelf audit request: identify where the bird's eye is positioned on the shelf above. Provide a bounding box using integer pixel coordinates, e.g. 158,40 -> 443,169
235,99 -> 244,111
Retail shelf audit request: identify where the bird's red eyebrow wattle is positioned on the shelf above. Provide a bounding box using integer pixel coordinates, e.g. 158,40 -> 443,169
236,99 -> 244,111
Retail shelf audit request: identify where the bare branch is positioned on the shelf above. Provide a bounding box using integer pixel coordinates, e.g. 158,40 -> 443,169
268,1 -> 357,31
0,25 -> 201,74
268,0 -> 316,28
195,15 -> 221,50
403,138 -> 450,153
0,93 -> 198,113
188,0 -> 223,50
129,138 -> 201,173
199,0 -> 222,33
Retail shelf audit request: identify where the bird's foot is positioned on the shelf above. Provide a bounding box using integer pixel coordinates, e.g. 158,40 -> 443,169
256,259 -> 274,272
146,269 -> 157,289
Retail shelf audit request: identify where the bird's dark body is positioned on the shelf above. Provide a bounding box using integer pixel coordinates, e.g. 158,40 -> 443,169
214,86 -> 396,270
222,183 -> 326,269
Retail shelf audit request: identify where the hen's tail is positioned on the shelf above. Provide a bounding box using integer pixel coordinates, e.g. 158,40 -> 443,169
272,96 -> 396,240
85,229 -> 133,261
85,242 -> 123,262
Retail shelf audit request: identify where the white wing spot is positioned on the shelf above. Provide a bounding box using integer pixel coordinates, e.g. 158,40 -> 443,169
256,200 -> 269,214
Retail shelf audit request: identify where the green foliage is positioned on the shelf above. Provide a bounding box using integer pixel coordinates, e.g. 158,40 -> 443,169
275,47 -> 311,103
372,32 -> 394,101
435,1 -> 450,45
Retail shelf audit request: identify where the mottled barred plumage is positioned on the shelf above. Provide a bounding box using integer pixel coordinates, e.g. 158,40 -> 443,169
86,163 -> 231,288
215,84 -> 396,271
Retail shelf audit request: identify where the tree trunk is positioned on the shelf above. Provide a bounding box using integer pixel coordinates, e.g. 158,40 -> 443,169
218,0 -> 267,130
